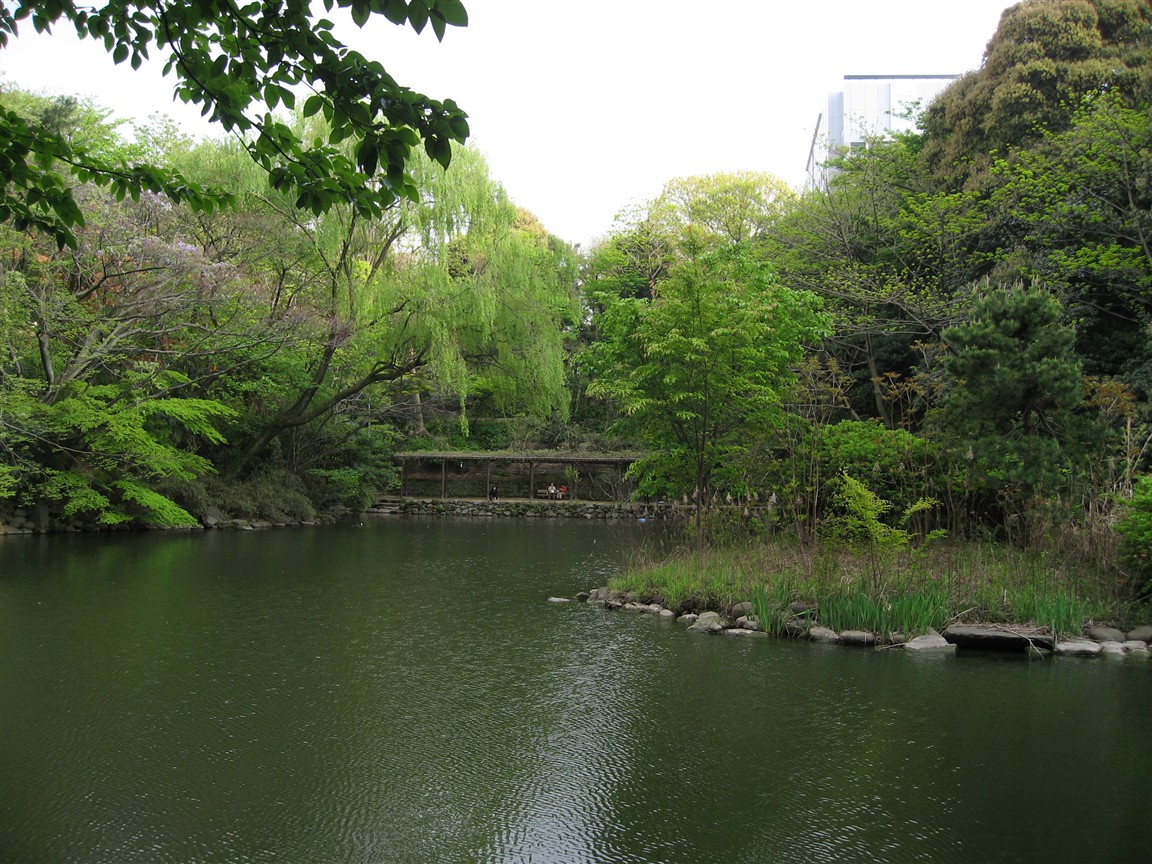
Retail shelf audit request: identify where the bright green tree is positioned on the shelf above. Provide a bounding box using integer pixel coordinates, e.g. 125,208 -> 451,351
581,206 -> 676,302
586,246 -> 827,537
1116,474 -> 1152,598
659,171 -> 794,247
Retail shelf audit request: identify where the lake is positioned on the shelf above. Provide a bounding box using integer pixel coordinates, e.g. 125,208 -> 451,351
1,517 -> 1149,863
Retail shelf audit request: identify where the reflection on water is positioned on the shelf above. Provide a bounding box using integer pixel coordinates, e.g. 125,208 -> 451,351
1,518 -> 1150,864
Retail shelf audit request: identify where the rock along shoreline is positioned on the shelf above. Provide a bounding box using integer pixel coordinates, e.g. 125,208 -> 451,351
561,587 -> 1152,660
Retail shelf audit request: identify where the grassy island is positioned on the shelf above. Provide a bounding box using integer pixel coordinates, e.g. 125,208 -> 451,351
609,538 -> 1140,640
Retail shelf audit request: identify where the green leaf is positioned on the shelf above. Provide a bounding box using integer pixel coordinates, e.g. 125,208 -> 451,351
302,93 -> 324,117
408,3 -> 429,33
381,0 -> 408,25
357,137 -> 379,175
437,0 -> 468,26
448,115 -> 469,140
419,134 -> 448,168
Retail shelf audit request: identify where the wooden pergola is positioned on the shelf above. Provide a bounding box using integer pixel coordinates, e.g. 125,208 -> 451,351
393,451 -> 641,501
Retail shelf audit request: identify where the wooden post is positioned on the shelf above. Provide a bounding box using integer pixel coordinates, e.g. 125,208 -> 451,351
529,462 -> 536,499
440,460 -> 447,498
486,462 -> 491,499
400,458 -> 407,497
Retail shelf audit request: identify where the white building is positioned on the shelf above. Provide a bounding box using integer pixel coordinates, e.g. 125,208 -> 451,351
806,74 -> 959,188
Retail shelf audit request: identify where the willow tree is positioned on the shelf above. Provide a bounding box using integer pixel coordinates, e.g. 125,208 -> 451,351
180,140 -> 576,477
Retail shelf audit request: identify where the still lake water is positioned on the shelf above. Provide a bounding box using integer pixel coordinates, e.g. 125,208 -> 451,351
1,518 -> 1149,864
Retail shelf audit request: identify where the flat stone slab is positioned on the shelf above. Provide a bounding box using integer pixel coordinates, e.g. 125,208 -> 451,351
724,628 -> 769,638
808,626 -> 839,643
839,630 -> 876,646
1054,639 -> 1102,657
943,625 -> 1054,652
904,633 -> 956,653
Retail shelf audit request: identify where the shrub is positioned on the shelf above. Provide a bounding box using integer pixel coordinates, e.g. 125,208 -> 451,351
1116,476 -> 1152,600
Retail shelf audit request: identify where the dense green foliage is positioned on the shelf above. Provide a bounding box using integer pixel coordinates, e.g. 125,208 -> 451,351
583,0 -> 1150,620
1116,475 -> 1152,597
585,246 -> 826,503
0,89 -> 574,523
939,285 -> 1086,542
920,0 -> 1152,190
0,0 -> 470,247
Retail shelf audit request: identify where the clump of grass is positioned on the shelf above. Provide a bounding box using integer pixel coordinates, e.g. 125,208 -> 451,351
807,590 -> 945,636
814,594 -> 882,634
888,589 -> 951,636
751,582 -> 799,635
608,548 -> 753,612
1001,588 -> 1092,638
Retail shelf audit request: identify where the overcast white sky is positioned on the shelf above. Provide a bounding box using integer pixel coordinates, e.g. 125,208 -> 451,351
1,0 -> 1018,247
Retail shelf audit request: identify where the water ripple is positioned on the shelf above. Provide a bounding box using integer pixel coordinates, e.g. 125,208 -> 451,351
2,522 -> 1150,863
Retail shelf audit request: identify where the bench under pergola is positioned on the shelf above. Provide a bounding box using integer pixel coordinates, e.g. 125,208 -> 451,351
393,451 -> 641,501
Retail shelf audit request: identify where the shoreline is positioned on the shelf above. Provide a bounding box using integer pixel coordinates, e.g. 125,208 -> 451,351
572,587 -> 1152,659
0,496 -> 668,536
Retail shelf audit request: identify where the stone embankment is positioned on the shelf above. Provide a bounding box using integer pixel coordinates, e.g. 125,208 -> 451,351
570,587 -> 1152,659
364,498 -> 677,520
1,497 -> 669,535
